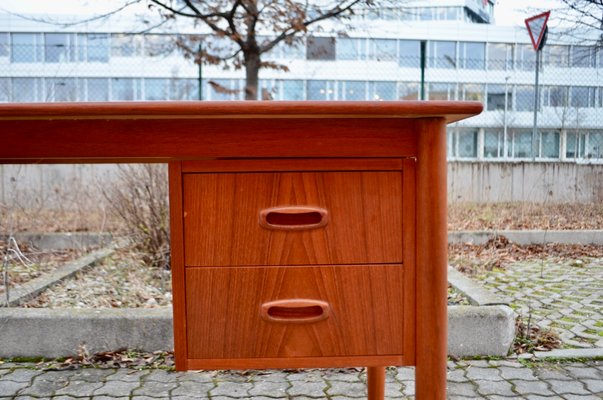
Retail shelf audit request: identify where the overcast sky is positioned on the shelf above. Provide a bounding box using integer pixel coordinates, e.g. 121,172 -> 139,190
0,0 -> 564,27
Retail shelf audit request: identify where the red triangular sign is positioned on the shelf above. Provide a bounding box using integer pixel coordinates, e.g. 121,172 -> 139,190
525,11 -> 550,51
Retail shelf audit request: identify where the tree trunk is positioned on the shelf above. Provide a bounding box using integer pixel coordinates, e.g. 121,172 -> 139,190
245,52 -> 261,101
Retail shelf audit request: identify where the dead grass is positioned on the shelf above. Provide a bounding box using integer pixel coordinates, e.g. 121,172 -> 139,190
448,202 -> 603,231
449,235 -> 603,276
23,246 -> 172,308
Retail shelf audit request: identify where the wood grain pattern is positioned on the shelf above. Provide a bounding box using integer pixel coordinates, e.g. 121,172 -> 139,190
185,355 -> 407,370
0,118 -> 419,162
185,265 -> 405,360
368,367 -> 386,400
416,118 -> 448,400
402,158 -> 417,365
183,170 -> 403,266
167,162 -> 188,372
0,100 -> 483,122
181,158 -> 404,173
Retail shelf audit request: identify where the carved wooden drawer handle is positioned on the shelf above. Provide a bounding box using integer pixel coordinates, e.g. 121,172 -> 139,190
259,206 -> 329,230
260,299 -> 330,324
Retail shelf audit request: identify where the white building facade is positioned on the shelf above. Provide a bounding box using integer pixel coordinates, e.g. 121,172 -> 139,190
0,0 -> 602,165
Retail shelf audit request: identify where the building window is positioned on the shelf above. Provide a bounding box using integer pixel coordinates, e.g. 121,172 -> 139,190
571,45 -> 596,67
368,39 -> 396,62
459,42 -> 485,69
111,34 -> 142,57
207,79 -> 242,100
0,33 -> 8,58
0,78 -> 9,102
170,79 -> 198,100
429,41 -> 456,69
11,33 -> 43,63
507,130 -> 533,158
145,78 -> 169,100
460,83 -> 483,102
566,131 -> 602,159
307,80 -> 335,100
398,40 -> 420,68
516,44 -> 536,70
398,82 -> 419,100
487,43 -> 514,70
45,33 -> 75,63
306,37 -> 335,60
86,78 -> 109,101
570,86 -> 596,108
428,83 -> 456,101
515,85 -> 534,111
449,129 -> 478,158
537,130 -> 560,158
543,45 -> 569,67
112,78 -> 140,100
486,84 -> 511,111
45,78 -> 77,101
542,86 -> 568,108
145,34 -> 173,57
12,78 -> 41,102
338,81 -> 366,100
79,34 -> 109,63
484,130 -> 505,158
280,80 -> 304,100
369,81 -> 396,100
337,38 -> 365,61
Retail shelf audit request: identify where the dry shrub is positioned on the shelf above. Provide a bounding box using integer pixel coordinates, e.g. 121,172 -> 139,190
102,164 -> 169,268
513,316 -> 562,354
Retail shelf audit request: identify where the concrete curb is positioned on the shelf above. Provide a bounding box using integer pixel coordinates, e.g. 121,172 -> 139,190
0,305 -> 515,359
517,348 -> 603,360
4,246 -> 115,307
449,230 -> 603,245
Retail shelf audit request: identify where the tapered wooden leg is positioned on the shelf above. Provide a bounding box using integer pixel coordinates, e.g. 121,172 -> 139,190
416,119 -> 448,399
367,366 -> 385,400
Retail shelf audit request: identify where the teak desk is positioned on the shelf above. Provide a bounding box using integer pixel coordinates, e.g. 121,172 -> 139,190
0,101 -> 482,399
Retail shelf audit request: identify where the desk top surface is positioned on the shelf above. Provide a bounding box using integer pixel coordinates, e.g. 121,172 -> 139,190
0,101 -> 482,122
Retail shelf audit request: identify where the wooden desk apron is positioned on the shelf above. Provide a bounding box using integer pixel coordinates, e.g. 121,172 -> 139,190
0,101 -> 483,400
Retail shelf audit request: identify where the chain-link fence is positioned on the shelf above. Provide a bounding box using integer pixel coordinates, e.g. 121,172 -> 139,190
0,32 -> 602,162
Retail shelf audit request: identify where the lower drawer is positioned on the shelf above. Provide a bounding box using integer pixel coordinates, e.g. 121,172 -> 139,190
185,265 -> 405,360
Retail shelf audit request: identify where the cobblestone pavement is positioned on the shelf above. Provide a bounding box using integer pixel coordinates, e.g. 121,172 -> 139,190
0,359 -> 601,399
478,257 -> 603,349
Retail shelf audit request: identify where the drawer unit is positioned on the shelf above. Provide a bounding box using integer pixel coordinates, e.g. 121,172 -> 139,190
182,170 -> 403,266
185,265 -> 405,360
171,158 -> 416,371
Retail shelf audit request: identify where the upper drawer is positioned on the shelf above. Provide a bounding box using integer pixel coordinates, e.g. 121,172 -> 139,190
183,169 -> 403,266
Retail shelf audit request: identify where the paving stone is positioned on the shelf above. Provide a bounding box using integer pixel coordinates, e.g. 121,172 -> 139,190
447,382 -> 478,397
326,380 -> 365,397
395,367 -> 415,381
132,379 -> 179,397
170,380 -> 214,398
210,381 -> 253,398
17,371 -> 71,396
105,369 -> 149,382
324,371 -> 362,382
69,368 -> 115,382
401,380 -> 415,397
566,366 -> 603,380
248,380 -> 289,397
177,371 -> 215,383
499,366 -> 539,381
93,379 -> 141,397
582,378 -> 603,394
513,380 -> 555,396
1,369 -> 42,383
142,369 -> 179,383
446,368 -> 467,383
465,367 -> 503,381
52,396 -> 78,400
0,380 -> 31,396
287,371 -> 325,382
474,379 -> 515,397
287,379 -> 327,397
535,367 -> 574,380
563,395 -> 603,400
54,379 -> 103,397
92,397 -> 130,400
548,379 -> 591,395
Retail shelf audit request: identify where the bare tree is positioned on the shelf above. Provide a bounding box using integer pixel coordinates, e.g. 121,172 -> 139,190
557,1 -> 603,46
139,0 -> 378,100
